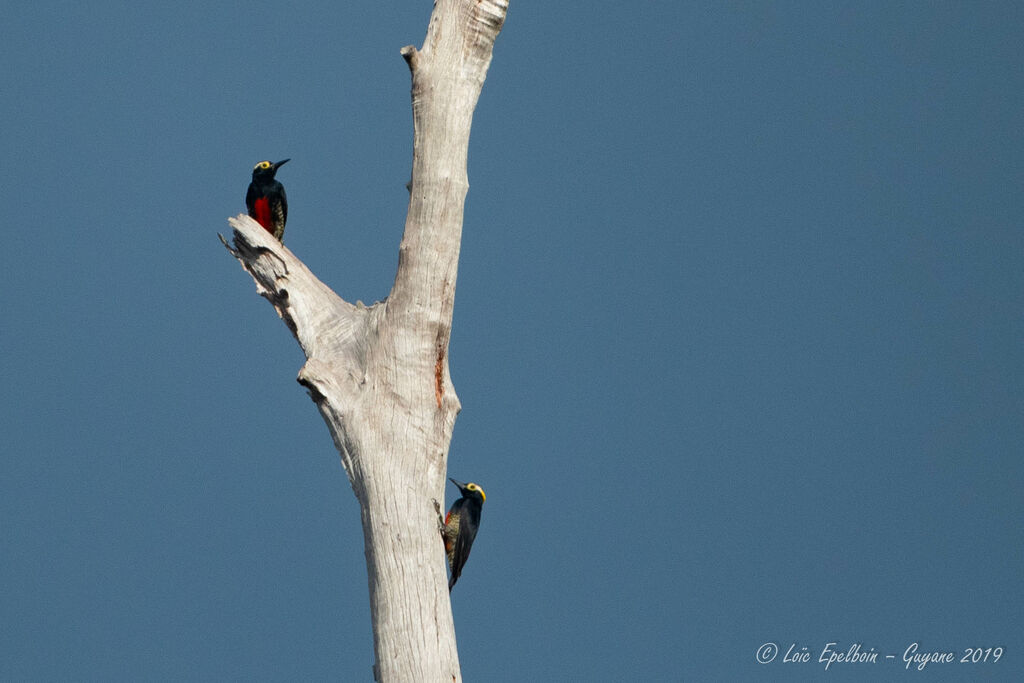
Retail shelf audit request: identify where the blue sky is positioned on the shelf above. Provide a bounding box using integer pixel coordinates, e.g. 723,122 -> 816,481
2,2 -> 1021,680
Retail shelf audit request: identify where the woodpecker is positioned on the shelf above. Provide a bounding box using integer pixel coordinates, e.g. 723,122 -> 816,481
439,478 -> 486,592
245,159 -> 290,241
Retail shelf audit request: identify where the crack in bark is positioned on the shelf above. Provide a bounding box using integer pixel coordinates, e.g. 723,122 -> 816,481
434,344 -> 445,408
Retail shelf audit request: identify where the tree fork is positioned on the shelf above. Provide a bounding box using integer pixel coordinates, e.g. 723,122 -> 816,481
221,1 -> 507,680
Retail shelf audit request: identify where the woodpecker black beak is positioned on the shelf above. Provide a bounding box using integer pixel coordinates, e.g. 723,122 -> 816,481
449,477 -> 467,490
273,158 -> 290,170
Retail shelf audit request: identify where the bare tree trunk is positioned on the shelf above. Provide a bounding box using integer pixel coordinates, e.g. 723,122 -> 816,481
221,1 -> 508,680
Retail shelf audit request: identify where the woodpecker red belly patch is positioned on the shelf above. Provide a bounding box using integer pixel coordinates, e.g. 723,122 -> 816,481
252,197 -> 273,232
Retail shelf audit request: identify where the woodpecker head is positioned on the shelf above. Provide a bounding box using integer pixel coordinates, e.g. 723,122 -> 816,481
450,477 -> 486,503
252,158 -> 289,182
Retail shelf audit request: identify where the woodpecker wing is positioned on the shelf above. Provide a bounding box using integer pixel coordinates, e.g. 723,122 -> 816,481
273,183 -> 288,233
245,183 -> 255,214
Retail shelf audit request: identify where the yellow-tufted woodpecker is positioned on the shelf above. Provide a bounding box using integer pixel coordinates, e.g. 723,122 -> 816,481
245,159 -> 289,241
440,478 -> 486,592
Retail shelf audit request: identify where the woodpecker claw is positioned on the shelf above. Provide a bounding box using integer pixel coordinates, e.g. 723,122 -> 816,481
433,499 -> 445,534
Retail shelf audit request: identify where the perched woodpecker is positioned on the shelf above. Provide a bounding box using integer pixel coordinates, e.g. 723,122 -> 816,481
245,159 -> 290,241
440,478 -> 486,592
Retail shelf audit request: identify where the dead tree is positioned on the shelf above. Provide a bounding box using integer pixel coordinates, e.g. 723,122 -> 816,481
221,1 -> 508,680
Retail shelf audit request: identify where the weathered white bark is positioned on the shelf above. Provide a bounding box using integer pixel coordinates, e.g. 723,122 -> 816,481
222,1 -> 507,680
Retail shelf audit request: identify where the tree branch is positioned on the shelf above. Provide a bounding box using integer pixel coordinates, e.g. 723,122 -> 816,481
222,215 -> 365,362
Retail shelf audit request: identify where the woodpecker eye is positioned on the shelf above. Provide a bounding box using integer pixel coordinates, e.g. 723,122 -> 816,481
256,161 -> 271,170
